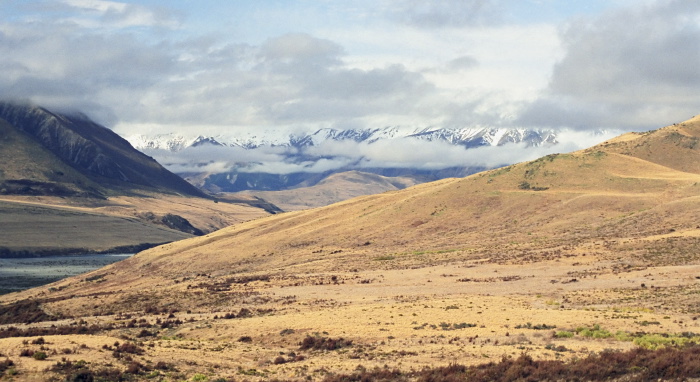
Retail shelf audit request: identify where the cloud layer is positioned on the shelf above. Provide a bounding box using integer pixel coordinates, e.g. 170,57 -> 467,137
1,0 -> 698,142
147,129 -> 620,176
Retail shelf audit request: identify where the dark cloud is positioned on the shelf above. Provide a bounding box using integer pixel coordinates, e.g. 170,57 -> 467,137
518,0 -> 700,130
389,0 -> 502,28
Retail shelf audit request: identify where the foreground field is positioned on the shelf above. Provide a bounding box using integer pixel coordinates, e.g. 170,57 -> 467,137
1,251 -> 699,381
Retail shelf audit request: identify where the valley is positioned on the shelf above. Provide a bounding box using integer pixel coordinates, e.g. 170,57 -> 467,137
0,114 -> 699,380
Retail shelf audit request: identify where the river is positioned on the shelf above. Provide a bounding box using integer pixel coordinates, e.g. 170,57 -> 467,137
0,254 -> 132,294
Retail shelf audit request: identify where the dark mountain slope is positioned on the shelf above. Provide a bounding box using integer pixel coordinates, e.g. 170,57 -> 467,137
0,102 -> 205,197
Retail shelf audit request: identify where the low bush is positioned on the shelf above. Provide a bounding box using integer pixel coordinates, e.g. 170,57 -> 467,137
0,358 -> 14,375
299,335 -> 352,351
0,299 -> 63,325
112,342 -> 144,359
32,351 -> 47,360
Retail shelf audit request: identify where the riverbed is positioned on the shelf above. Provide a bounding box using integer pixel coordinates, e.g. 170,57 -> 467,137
0,254 -> 132,294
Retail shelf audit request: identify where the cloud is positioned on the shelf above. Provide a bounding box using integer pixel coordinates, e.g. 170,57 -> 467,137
59,0 -> 182,29
3,0 -> 693,142
116,33 -> 436,129
446,55 -> 479,71
388,0 -> 503,28
0,19 -> 177,125
518,0 -> 700,130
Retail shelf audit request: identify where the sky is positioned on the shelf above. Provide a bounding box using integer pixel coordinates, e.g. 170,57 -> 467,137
1,0 -> 699,174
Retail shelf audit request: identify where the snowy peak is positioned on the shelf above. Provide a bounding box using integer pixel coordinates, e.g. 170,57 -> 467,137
127,126 -> 558,152
408,127 -> 557,147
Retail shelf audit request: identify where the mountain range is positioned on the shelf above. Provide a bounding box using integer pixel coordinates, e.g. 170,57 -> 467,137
126,126 -> 561,192
127,126 -> 558,151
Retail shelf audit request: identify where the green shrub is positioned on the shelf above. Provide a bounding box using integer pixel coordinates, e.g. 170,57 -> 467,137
576,324 -> 612,339
634,334 -> 673,350
615,331 -> 634,341
555,331 -> 574,338
32,351 -> 47,360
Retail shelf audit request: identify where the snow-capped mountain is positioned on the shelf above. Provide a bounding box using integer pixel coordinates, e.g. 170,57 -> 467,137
126,126 -> 558,152
123,126 -> 569,193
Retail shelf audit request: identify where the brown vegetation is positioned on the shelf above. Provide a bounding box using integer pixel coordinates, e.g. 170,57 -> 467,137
321,345 -> 700,382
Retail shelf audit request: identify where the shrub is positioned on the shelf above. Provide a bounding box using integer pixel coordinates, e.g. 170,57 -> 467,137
137,329 -> 154,338
0,299 -> 62,325
112,342 -> 144,359
154,361 -> 171,370
577,324 -> 613,339
299,336 -> 352,351
32,351 -> 48,360
0,358 -> 14,374
125,361 -> 144,374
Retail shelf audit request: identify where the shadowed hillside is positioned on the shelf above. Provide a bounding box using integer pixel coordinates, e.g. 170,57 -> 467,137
0,102 -> 204,197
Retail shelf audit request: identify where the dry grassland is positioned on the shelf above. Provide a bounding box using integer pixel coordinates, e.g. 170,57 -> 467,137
0,193 -> 271,255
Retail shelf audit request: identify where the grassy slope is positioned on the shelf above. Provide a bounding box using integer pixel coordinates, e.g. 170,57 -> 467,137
0,194 -> 272,255
10,115 -> 699,298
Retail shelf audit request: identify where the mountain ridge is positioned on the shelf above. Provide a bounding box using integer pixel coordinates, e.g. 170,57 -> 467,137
127,126 -> 559,152
0,101 -> 205,198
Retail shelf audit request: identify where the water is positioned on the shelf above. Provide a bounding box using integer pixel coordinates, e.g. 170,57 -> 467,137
0,254 -> 132,294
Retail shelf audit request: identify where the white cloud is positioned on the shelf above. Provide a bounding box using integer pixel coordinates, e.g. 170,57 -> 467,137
144,128 -> 619,176
60,0 -> 181,29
